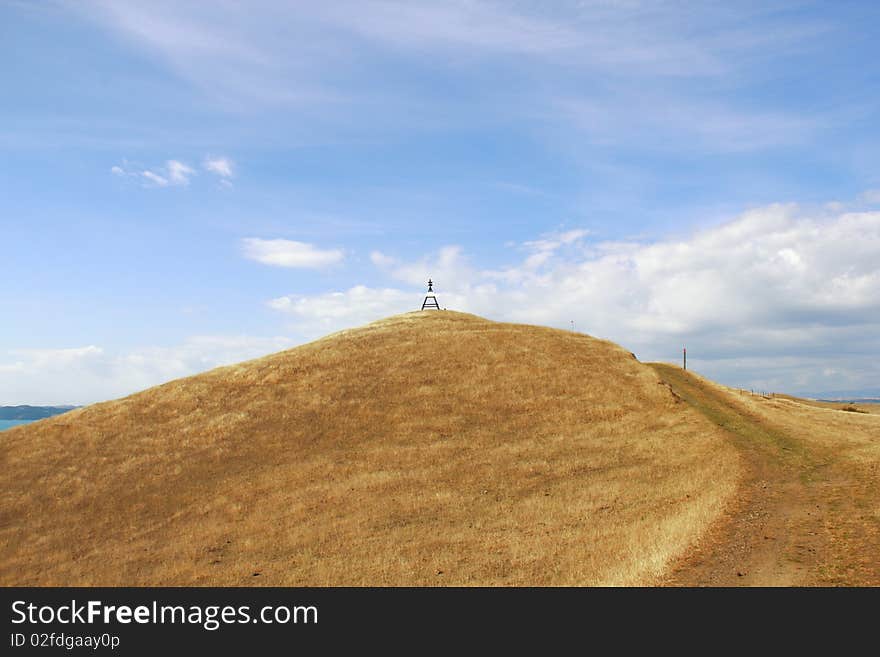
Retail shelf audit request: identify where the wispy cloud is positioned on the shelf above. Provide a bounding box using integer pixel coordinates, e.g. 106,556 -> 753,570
166,159 -> 195,185
556,96 -> 818,152
318,1 -> 582,54
74,1 -> 829,155
522,228 -> 589,269
78,2 -> 815,85
242,238 -> 345,268
111,159 -> 195,187
203,155 -> 234,178
140,170 -> 169,187
110,156 -> 238,188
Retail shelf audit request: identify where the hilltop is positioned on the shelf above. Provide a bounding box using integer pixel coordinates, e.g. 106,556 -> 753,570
0,311 -> 739,586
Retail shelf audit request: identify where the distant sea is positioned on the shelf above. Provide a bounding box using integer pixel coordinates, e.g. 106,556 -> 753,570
0,419 -> 34,431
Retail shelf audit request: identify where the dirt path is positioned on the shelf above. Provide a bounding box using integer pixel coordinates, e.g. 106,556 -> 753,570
650,364 -> 879,586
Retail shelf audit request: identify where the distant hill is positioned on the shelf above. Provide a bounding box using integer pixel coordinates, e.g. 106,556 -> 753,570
0,405 -> 77,420
0,311 -> 740,586
800,388 -> 880,401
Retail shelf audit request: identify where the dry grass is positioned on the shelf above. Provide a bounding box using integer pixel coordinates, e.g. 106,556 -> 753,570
688,375 -> 880,469
773,394 -> 880,416
0,311 -> 740,586
653,368 -> 880,585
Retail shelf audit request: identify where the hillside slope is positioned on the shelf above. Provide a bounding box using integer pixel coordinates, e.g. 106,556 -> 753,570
651,364 -> 880,586
0,311 -> 740,585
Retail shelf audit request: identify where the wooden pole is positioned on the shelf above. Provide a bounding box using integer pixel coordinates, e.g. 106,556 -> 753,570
683,347 -> 687,371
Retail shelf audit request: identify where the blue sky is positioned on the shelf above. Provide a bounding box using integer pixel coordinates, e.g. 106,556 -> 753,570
2,1 -> 880,404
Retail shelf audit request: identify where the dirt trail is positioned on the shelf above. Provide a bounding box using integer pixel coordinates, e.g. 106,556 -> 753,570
650,364 -> 880,586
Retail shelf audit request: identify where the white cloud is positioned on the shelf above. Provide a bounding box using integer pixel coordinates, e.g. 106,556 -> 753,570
203,156 -> 234,178
3,346 -> 105,371
268,286 -> 415,336
8,205 -> 879,404
270,204 -> 880,394
141,170 -> 169,187
0,336 -> 295,406
112,159 -> 195,187
166,159 -> 195,185
242,238 -> 344,268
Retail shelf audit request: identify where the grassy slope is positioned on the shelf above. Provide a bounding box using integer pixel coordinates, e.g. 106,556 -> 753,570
650,364 -> 880,585
0,311 -> 740,586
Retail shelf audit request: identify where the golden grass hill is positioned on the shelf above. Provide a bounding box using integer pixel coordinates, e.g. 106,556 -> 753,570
2,311 -> 878,586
